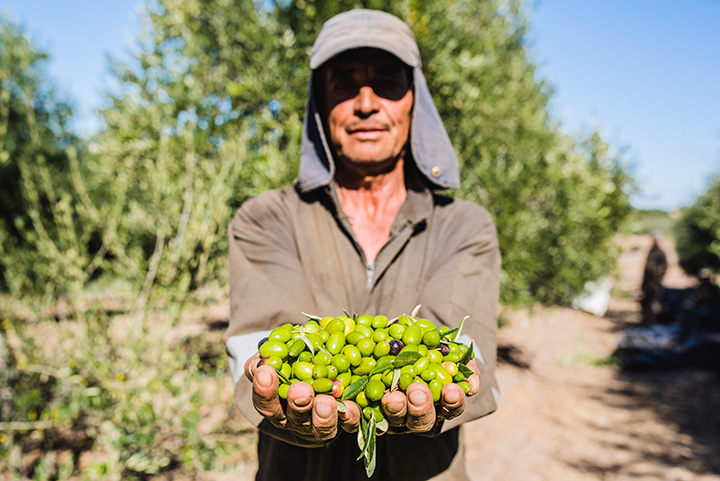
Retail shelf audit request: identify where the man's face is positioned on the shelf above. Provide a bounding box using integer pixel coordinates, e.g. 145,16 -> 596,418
319,48 -> 413,176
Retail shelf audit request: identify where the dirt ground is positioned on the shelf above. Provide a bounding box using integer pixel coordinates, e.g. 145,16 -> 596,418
465,235 -> 720,481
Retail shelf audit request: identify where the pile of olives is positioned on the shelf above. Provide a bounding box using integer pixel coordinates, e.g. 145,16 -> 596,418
256,309 -> 475,426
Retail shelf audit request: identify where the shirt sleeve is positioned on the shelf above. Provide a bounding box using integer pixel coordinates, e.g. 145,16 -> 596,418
417,201 -> 501,432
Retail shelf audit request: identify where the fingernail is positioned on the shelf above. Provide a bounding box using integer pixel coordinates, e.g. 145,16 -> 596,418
386,401 -> 404,414
316,402 -> 333,419
256,370 -> 273,389
294,395 -> 312,408
408,390 -> 427,406
444,390 -> 461,405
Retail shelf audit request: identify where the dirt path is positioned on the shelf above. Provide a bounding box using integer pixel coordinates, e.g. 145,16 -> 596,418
464,235 -> 720,480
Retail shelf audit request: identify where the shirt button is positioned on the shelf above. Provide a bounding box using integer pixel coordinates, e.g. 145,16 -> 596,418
431,166 -> 441,177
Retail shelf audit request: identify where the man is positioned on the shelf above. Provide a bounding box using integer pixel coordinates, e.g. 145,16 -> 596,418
641,234 -> 667,323
225,9 -> 500,480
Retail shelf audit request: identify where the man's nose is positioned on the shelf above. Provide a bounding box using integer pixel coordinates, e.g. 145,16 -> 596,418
354,86 -> 380,117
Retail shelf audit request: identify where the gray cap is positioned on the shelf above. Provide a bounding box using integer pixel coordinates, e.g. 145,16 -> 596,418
309,9 -> 421,69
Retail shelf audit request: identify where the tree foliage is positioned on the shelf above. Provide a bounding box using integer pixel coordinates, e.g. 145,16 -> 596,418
0,18 -> 101,299
675,174 -> 720,276
2,0 -> 633,307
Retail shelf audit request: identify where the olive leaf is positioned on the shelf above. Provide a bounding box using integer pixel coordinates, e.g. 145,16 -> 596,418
357,411 -> 367,452
298,335 -> 315,356
369,358 -> 394,376
343,308 -> 352,318
342,375 -> 368,401
317,344 -> 332,356
364,413 -> 377,477
459,342 -> 474,366
411,304 -> 422,318
336,400 -> 347,413
392,351 -> 422,368
300,312 -> 323,321
458,364 -> 475,378
390,368 -> 402,391
440,327 -> 459,340
274,368 -> 290,384
454,315 -> 470,342
375,417 -> 389,434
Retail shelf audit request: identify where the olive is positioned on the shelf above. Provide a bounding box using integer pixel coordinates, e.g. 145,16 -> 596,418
326,318 -> 346,334
400,344 -> 419,353
336,372 -> 352,387
422,330 -> 441,348
355,325 -> 374,338
332,353 -> 351,373
372,315 -> 389,329
269,327 -> 292,343
457,381 -> 471,396
381,369 -> 394,388
429,379 -> 443,403
402,326 -> 423,346
345,331 -> 365,345
414,356 -> 429,374
356,314 -> 374,327
356,338 -> 376,357
363,405 -> 384,422
298,351 -> 313,363
432,363 -> 453,385
418,344 -> 429,357
442,361 -> 459,377
453,371 -> 467,382
326,365 -> 338,379
330,379 -> 344,399
341,317 -> 356,335
280,362 -> 292,380
257,355 -> 283,370
259,340 -> 289,359
398,373 -> 414,391
353,357 -> 376,375
388,323 -> 405,340
355,391 -> 369,408
312,351 -> 332,366
372,329 -> 389,343
292,361 -> 314,382
373,340 -> 391,358
257,337 -> 269,350
317,329 -> 329,343
312,365 -> 328,379
287,338 -> 306,357
397,315 -> 413,327
388,339 -> 404,356
342,345 -> 362,367
325,331 -> 346,355
426,350 -> 443,364
278,383 -> 290,399
415,318 -> 437,333
400,365 -> 417,377
438,343 -> 450,356
421,365 -> 437,382
319,316 -> 334,329
312,378 -> 333,394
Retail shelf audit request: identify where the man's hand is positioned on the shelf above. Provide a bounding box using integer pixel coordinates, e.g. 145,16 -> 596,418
381,358 -> 481,432
244,352 -> 361,442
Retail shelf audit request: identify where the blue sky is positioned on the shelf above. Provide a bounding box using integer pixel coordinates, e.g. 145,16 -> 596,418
2,1 -> 719,211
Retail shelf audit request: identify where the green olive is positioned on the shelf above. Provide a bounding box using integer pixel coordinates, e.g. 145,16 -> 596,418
422,330 -> 441,349
356,338 -> 376,357
400,365 -> 417,377
259,340 -> 288,359
287,338 -> 306,357
355,391 -> 369,408
373,340 -> 391,358
342,345 -> 362,367
312,378 -> 333,394
325,331 -> 346,355
298,351 -> 313,363
278,383 -> 290,399
269,327 -> 292,343
402,326 -> 423,346
325,318 -> 346,334
312,365 -> 328,379
312,351 -> 332,366
388,323 -> 405,340
413,356 -> 429,374
398,373 -> 414,391
372,315 -> 389,329
363,405 -> 384,422
337,372 -> 352,387
432,363 -> 453,385
415,318 -> 437,333
429,379 -> 443,403
353,357 -> 376,376
372,329 -> 389,343
426,350 -> 444,364
292,361 -> 314,382
458,381 -> 471,395
421,365 -> 437,382
356,314 -> 374,327
345,331 -> 365,345
332,353 -> 351,373
355,325 -> 374,338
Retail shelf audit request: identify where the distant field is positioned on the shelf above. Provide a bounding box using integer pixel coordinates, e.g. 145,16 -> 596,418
628,209 -> 678,240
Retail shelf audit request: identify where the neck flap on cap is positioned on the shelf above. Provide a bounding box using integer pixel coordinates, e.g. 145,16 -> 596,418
295,9 -> 460,193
